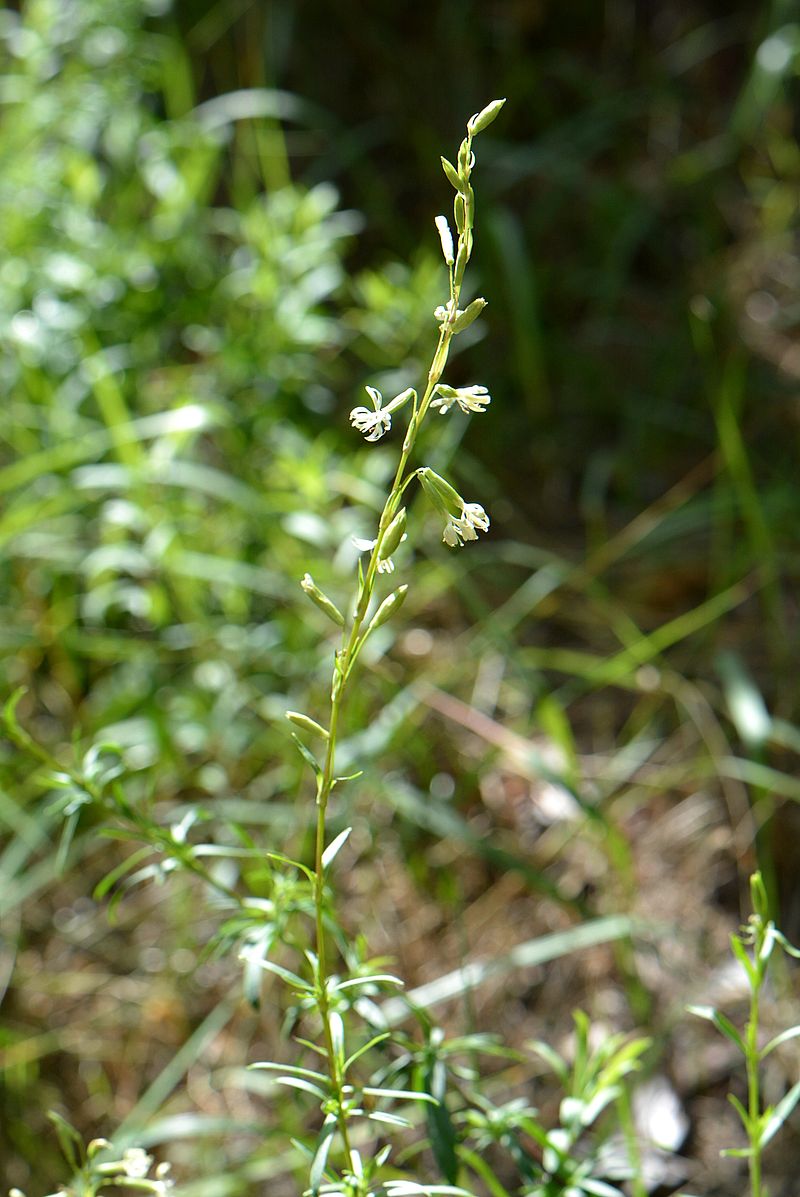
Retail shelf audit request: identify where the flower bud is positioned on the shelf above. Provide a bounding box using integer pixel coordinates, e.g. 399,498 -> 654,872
454,241 -> 470,286
300,573 -> 344,626
451,297 -> 487,333
440,155 -> 463,191
385,386 -> 416,414
379,507 -> 406,559
465,184 -> 475,230
367,584 -> 408,633
467,98 -> 506,135
417,467 -> 463,517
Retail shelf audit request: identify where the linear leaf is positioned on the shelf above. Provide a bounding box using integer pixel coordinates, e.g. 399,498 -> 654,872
321,827 -> 352,871
761,1024 -> 800,1059
760,1081 -> 800,1149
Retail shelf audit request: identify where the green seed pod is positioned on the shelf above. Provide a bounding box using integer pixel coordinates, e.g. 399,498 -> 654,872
467,98 -> 506,136
451,297 -> 487,334
454,193 -> 466,233
300,573 -> 344,626
379,507 -> 407,560
367,584 -> 408,633
457,137 -> 473,175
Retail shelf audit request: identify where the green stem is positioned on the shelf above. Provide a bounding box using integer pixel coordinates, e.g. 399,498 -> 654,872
747,978 -> 763,1197
616,1085 -> 647,1197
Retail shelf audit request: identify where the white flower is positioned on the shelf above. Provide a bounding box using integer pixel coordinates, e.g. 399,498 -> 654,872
462,502 -> 490,532
442,502 -> 489,547
350,386 -> 416,442
442,519 -> 466,547
352,535 -> 404,573
350,385 -> 391,442
122,1147 -> 153,1178
434,214 -> 454,265
430,384 -> 491,415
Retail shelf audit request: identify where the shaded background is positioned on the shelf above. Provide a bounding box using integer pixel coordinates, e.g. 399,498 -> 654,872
2,1 -> 800,1194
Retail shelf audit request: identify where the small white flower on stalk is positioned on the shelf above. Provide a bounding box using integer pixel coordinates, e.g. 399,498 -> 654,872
417,466 -> 490,548
434,214 -> 454,265
349,385 -> 415,442
122,1148 -> 154,1179
433,300 -> 455,329
442,503 -> 490,547
430,383 -> 491,415
352,533 -> 407,574
433,298 -> 487,334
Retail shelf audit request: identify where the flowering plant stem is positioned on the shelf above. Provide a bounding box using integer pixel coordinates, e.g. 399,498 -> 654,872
689,871 -> 800,1197
304,101 -> 505,1179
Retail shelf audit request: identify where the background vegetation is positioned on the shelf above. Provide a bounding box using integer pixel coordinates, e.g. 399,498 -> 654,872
2,1 -> 800,1194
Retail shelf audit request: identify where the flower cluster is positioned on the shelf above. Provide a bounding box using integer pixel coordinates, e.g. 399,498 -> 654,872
442,501 -> 490,546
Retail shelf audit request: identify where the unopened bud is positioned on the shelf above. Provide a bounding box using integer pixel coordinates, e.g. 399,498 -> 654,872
379,508 -> 407,560
367,585 -> 408,633
440,156 -> 463,192
417,467 -> 463,517
467,98 -> 506,135
451,297 -> 487,333
300,573 -> 344,627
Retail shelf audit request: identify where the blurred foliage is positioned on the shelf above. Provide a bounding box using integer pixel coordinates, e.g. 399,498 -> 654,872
3,0 -> 800,1193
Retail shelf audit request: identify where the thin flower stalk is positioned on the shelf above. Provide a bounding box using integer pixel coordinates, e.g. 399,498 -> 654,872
303,100 -> 505,1181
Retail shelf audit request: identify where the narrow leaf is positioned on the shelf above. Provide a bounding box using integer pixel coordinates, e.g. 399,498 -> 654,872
247,957 -> 311,991
290,733 -> 322,778
687,1005 -> 745,1053
309,1116 -> 337,1195
249,1062 -> 328,1084
321,827 -> 352,871
761,1024 -> 800,1059
368,1110 -> 412,1128
362,1086 -> 438,1104
760,1080 -> 800,1149
274,1076 -> 328,1100
47,1111 -> 84,1172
